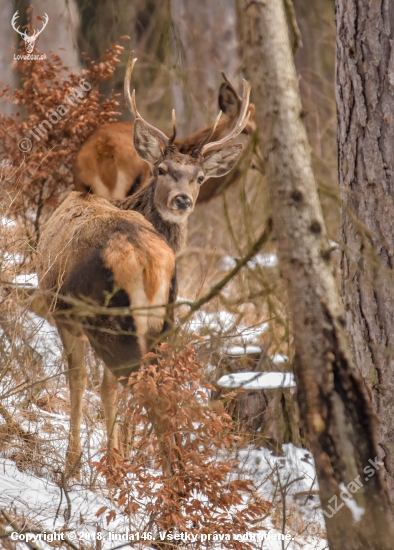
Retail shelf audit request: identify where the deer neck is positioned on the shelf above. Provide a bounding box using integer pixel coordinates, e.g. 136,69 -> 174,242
109,181 -> 187,255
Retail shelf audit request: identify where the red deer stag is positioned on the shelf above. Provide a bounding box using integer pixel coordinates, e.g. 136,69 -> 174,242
37,53 -> 251,473
74,71 -> 256,203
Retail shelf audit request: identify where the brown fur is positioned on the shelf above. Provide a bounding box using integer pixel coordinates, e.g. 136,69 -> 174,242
37,94 -> 246,474
74,82 -> 256,202
74,122 -> 151,199
37,192 -> 175,471
107,121 -> 244,256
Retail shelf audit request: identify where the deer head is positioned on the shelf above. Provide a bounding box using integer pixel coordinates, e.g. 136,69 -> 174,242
124,53 -> 251,224
11,11 -> 49,54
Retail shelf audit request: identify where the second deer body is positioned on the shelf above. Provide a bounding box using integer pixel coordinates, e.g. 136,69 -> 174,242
74,73 -> 256,203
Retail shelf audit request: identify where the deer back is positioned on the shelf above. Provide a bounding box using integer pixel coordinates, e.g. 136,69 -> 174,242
37,191 -> 176,377
74,121 -> 151,199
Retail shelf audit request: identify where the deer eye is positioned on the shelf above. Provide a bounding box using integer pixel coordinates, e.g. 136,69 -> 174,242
197,176 -> 204,184
158,167 -> 165,176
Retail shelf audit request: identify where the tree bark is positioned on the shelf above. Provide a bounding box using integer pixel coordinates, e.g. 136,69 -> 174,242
33,0 -> 81,73
336,0 -> 394,512
170,0 -> 241,135
242,0 -> 393,547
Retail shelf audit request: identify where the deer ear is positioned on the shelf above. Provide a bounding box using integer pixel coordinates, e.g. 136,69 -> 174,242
202,144 -> 243,178
133,119 -> 163,165
218,83 -> 240,118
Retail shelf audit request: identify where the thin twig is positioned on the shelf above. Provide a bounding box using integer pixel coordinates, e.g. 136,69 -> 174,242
283,0 -> 303,53
1,510 -> 41,550
0,369 -> 69,400
0,402 -> 35,441
194,247 -> 217,300
179,219 -> 272,322
61,472 -> 73,523
10,222 -> 272,329
1,509 -> 81,550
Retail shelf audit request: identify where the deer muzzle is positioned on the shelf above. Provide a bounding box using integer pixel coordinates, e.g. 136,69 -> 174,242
172,194 -> 192,211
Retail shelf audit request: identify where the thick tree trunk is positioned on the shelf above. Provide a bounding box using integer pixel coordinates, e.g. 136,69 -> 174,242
293,0 -> 338,231
76,0 -> 170,119
336,0 -> 394,512
242,0 -> 393,548
170,0 -> 241,135
32,0 -> 81,73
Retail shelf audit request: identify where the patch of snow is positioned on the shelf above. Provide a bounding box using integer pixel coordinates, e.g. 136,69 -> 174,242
187,310 -> 269,348
221,255 -> 237,270
222,253 -> 279,271
224,349 -> 289,364
0,216 -> 16,228
329,239 -> 339,249
1,252 -> 24,266
237,444 -> 326,548
188,310 -> 236,334
238,322 -> 269,342
248,253 -> 278,268
270,354 -> 289,363
217,371 -> 296,390
24,312 -> 62,372
0,458 -> 119,541
226,345 -> 262,355
12,272 -> 39,288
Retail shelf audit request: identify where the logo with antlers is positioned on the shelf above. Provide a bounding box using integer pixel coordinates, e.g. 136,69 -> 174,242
11,11 -> 49,55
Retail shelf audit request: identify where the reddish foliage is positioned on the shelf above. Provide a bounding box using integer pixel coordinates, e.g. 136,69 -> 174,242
0,44 -> 123,224
94,344 -> 271,548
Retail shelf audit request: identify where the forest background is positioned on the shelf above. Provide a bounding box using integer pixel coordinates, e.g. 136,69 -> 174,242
0,1 -> 393,549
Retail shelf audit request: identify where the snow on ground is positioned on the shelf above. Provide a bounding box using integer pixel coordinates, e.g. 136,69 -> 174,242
12,272 -> 39,288
224,347 -> 289,364
187,310 -> 237,334
222,253 -> 279,271
0,252 -> 24,267
0,441 -> 327,550
217,371 -> 296,390
187,310 -> 268,345
248,253 -> 279,269
23,312 -> 63,374
0,457 -> 124,549
0,285 -> 326,548
226,345 -> 262,355
237,444 -> 326,549
270,353 -> 289,363
0,216 -> 16,229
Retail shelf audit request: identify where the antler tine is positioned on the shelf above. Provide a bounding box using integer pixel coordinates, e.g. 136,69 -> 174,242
124,51 -> 169,146
124,52 -> 137,116
220,71 -> 242,103
201,79 -> 251,155
11,11 -> 24,37
168,109 -> 177,145
34,13 -> 49,36
196,110 -> 223,153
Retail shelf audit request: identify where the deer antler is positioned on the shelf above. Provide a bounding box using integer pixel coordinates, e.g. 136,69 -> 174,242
168,109 -> 177,145
11,11 -> 49,39
124,52 -> 177,147
197,78 -> 251,155
11,11 -> 27,38
31,13 -> 49,37
124,52 -> 249,152
194,111 -> 223,153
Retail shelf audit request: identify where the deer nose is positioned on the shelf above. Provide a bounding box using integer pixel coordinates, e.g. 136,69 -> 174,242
174,195 -> 192,210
